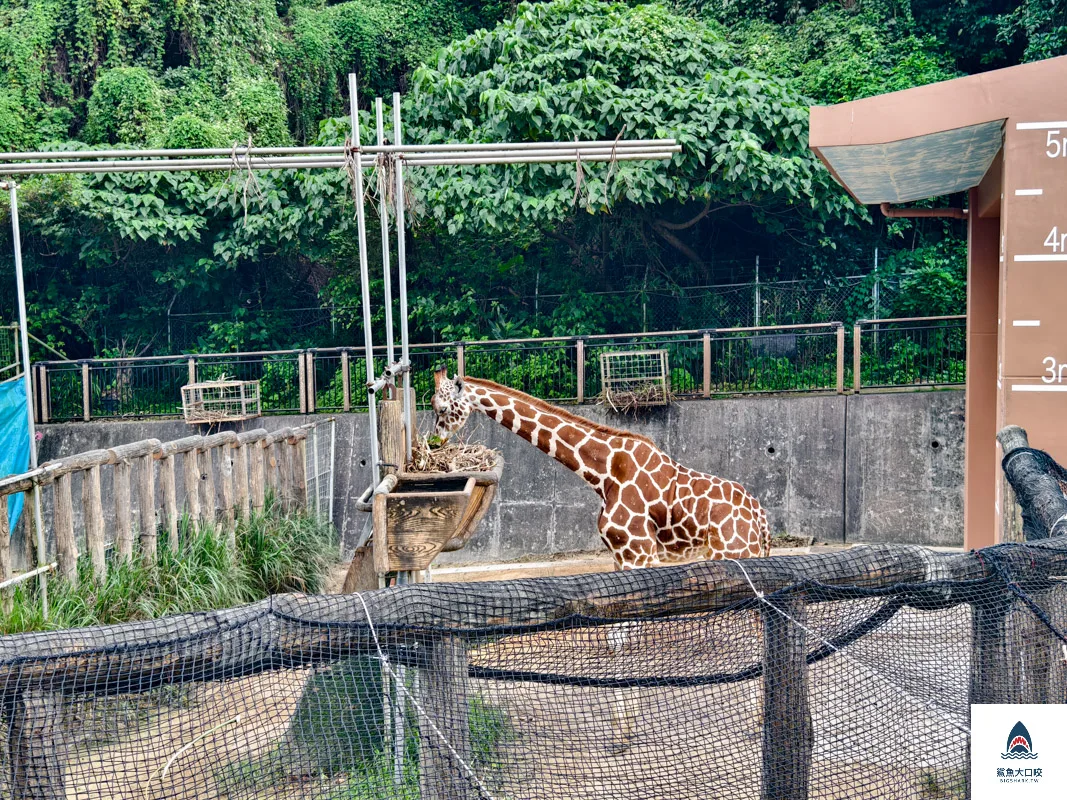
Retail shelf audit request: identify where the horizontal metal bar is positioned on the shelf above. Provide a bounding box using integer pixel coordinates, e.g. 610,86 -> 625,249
400,144 -> 679,160
0,139 -> 677,162
1,147 -> 678,175
856,315 -> 966,325
0,562 -> 56,590
404,151 -> 677,167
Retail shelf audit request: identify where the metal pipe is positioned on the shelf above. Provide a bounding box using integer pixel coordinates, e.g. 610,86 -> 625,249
399,144 -> 679,160
376,98 -> 396,368
401,151 -> 677,167
0,149 -> 676,175
879,202 -> 967,219
9,183 -> 49,617
0,562 -> 56,591
0,139 -> 677,162
393,93 -> 414,465
0,157 -> 355,175
349,74 -> 381,489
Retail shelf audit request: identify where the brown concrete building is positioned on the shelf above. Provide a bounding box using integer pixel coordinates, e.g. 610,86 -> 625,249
810,55 -> 1067,549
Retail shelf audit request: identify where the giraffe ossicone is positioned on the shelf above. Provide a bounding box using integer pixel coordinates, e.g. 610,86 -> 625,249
431,368 -> 770,569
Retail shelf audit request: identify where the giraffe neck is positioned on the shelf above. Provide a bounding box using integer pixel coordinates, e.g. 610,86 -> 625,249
464,378 -> 618,492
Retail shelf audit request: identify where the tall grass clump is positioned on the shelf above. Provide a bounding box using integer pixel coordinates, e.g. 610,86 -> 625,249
1,496 -> 337,635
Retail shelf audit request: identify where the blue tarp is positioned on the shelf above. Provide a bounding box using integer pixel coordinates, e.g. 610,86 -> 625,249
0,379 -> 30,530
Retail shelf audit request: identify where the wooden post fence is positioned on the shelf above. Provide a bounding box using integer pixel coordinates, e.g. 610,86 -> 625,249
0,423 -> 326,591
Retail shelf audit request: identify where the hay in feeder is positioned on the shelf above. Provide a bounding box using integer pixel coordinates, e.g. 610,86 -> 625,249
597,382 -> 674,415
407,435 -> 500,474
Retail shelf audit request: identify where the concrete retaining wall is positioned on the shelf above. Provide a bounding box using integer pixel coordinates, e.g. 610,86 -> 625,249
36,390 -> 965,564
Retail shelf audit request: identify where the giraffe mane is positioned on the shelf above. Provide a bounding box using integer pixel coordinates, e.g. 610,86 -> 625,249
463,377 -> 658,447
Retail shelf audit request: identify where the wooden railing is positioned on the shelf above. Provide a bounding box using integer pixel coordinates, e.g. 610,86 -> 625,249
0,420 -> 330,610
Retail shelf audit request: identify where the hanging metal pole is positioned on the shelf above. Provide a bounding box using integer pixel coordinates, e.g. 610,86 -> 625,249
393,93 -> 413,465
349,74 -> 381,482
8,183 -> 49,617
376,99 -> 396,369
754,255 -> 761,328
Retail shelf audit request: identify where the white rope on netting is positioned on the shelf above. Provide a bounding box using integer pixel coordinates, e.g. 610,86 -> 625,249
355,593 -> 498,800
730,558 -> 972,737
230,136 -> 265,223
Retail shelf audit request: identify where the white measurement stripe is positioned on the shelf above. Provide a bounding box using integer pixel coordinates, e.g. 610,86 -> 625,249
1014,254 -> 1067,262
1016,121 -> 1067,130
1015,189 -> 1043,196
1012,320 -> 1041,327
1011,385 -> 1067,392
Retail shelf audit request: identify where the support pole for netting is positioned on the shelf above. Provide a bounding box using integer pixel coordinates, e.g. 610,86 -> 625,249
761,592 -> 812,800
7,183 -> 48,618
393,93 -> 413,464
997,425 -> 1067,539
376,99 -> 396,373
348,74 -> 381,485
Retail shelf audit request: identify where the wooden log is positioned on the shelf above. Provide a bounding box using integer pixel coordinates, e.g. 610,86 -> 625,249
113,461 -> 133,563
277,442 -> 293,509
233,443 -> 250,520
200,447 -> 216,524
81,466 -> 106,583
419,635 -> 475,800
264,441 -> 279,502
250,441 -> 266,512
760,593 -> 813,800
136,454 -> 156,559
8,688 -> 65,800
373,492 -> 390,576
969,591 -> 1013,704
379,400 -> 403,475
182,448 -> 202,528
53,474 -> 76,583
158,455 -> 177,555
0,540 -> 1065,697
293,437 -> 308,508
220,444 -> 235,545
0,498 -> 11,614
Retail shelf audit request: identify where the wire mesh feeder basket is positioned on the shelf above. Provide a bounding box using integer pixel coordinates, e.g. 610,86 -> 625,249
599,349 -> 671,411
181,377 -> 261,423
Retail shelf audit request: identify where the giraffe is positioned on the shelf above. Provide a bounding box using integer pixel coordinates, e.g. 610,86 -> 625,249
431,369 -> 771,568
431,369 -> 771,752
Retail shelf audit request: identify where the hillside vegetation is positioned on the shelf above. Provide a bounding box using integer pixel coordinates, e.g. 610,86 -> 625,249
0,0 -> 1061,356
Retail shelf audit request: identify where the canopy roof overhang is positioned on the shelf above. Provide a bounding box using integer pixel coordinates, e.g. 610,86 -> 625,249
809,55 -> 1067,206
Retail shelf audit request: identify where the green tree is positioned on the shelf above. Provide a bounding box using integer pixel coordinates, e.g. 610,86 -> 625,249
84,67 -> 166,144
407,0 -> 861,267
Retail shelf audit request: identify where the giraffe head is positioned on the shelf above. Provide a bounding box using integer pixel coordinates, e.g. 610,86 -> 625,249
431,367 -> 473,442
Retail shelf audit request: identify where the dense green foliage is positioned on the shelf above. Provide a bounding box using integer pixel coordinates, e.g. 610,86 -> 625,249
2,500 -> 337,634
0,0 -> 1058,356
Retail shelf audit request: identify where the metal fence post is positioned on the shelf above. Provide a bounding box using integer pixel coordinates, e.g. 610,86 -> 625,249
81,361 -> 90,421
576,338 -> 585,403
341,349 -> 351,412
457,342 -> 465,378
298,351 -> 308,415
835,325 -> 845,395
702,331 -> 712,397
852,324 -> 862,392
37,364 -> 49,423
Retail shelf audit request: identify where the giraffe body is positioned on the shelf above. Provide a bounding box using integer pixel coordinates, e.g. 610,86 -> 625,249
432,370 -> 770,569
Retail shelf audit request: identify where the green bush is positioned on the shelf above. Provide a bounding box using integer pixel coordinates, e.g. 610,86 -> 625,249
225,78 -> 292,146
164,113 -> 230,149
84,67 -> 166,145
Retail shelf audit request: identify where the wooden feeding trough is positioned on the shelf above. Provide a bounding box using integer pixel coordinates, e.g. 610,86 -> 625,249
343,398 -> 502,591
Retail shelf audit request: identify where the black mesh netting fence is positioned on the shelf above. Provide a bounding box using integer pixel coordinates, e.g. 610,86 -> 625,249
2,434 -> 1067,799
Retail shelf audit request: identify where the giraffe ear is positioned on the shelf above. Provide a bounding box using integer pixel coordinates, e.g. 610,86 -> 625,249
453,375 -> 465,395
433,367 -> 448,390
